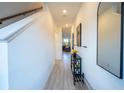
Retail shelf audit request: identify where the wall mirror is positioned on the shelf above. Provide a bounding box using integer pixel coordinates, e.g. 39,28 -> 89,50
97,2 -> 123,79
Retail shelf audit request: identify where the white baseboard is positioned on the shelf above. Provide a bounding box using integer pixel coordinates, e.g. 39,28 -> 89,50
84,76 -> 93,90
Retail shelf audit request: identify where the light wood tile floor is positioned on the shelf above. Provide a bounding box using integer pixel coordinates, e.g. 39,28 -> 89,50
44,53 -> 88,90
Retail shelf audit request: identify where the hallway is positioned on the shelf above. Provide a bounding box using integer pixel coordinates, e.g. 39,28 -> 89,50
0,2 -> 124,90
44,53 -> 88,90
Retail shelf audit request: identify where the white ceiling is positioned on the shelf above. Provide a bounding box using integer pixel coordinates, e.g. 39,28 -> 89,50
47,2 -> 82,26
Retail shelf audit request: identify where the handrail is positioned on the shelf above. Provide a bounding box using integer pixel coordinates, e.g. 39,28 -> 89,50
0,7 -> 43,24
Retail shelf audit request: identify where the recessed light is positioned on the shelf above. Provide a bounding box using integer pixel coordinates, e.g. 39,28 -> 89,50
65,24 -> 69,27
62,9 -> 67,14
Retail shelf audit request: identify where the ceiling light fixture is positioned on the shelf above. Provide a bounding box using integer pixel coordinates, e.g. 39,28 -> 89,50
62,9 -> 67,14
65,24 -> 69,27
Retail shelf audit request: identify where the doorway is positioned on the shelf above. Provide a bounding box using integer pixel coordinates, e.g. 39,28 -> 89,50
62,26 -> 71,53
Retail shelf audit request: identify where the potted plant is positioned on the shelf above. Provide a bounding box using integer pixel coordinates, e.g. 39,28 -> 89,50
71,49 -> 78,58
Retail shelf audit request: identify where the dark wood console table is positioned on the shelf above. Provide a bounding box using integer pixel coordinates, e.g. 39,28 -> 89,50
71,54 -> 84,85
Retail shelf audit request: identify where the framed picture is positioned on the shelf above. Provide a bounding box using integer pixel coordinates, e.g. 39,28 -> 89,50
72,33 -> 74,49
76,23 -> 82,47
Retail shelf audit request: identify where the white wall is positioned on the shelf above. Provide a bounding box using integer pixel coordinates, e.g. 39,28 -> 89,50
0,43 -> 8,89
0,2 -> 43,28
73,2 -> 124,89
55,26 -> 62,60
0,5 -> 56,90
0,2 -> 42,18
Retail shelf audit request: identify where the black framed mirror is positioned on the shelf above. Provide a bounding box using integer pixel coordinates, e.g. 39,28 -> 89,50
97,2 -> 123,79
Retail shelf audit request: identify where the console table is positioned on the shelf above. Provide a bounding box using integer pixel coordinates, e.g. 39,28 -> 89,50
71,54 -> 84,85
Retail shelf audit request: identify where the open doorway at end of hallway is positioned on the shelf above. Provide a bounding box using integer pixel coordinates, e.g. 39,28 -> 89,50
62,26 -> 71,53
